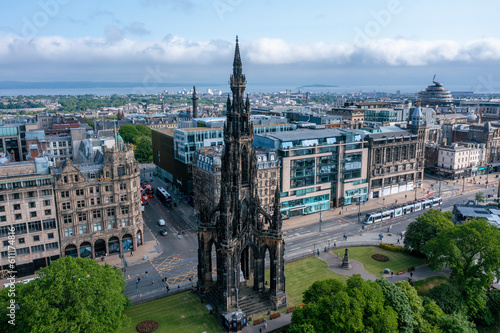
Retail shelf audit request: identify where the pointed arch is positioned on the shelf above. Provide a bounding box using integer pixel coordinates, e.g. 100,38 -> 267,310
241,145 -> 249,184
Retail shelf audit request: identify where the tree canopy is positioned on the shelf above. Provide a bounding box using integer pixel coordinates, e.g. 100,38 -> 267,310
134,136 -> 153,162
118,124 -> 141,144
290,275 -> 398,333
0,257 -> 130,333
424,219 -> 500,316
404,209 -> 454,255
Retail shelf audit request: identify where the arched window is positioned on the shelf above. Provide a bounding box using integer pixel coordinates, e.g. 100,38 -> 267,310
106,171 -> 110,178
117,164 -> 125,177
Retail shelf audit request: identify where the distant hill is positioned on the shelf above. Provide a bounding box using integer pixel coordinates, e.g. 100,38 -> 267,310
299,84 -> 338,88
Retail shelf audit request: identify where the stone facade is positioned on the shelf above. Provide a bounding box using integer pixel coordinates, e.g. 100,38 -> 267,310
0,158 -> 60,277
197,38 -> 287,316
54,142 -> 143,259
193,146 -> 278,216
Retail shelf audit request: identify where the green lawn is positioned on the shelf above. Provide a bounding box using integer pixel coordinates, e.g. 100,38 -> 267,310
120,291 -> 223,333
284,256 -> 349,306
342,246 -> 428,278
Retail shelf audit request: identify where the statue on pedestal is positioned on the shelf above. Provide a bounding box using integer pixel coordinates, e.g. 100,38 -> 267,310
340,248 -> 351,270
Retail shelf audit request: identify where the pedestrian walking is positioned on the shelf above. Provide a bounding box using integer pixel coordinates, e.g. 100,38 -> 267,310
152,280 -> 154,285
343,234 -> 346,241
264,320 -> 267,329
391,271 -> 394,278
397,239 -> 400,244
333,242 -> 336,248
317,249 -> 320,257
145,271 -> 148,277
130,250 -> 133,257
410,271 -> 413,278
259,328 -> 262,333
137,277 -> 141,283
389,225 -> 392,231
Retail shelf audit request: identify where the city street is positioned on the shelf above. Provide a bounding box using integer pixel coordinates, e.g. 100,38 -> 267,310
125,164 -> 498,301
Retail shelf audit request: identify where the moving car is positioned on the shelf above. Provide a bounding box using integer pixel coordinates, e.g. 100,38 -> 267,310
159,229 -> 168,236
157,219 -> 166,226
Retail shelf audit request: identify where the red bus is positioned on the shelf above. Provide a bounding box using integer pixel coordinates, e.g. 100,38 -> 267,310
144,184 -> 154,198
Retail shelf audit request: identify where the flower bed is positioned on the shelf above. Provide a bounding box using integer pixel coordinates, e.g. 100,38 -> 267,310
371,254 -> 389,262
136,320 -> 159,333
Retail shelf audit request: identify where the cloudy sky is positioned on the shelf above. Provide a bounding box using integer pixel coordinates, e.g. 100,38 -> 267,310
1,0 -> 500,92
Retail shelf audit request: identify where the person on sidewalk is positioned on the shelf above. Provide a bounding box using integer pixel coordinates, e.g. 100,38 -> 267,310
391,271 -> 394,278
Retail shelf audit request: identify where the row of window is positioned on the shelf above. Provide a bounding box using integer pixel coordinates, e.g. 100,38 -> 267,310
0,190 -> 52,201
61,166 -> 127,184
0,200 -> 51,212
61,194 -> 129,210
0,178 -> 52,190
0,242 -> 59,257
0,219 -> 56,236
2,232 -> 55,246
62,207 -> 129,223
0,209 -> 52,222
63,218 -> 130,237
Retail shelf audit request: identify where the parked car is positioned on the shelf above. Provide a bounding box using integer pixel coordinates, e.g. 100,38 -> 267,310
157,219 -> 165,226
159,229 -> 168,236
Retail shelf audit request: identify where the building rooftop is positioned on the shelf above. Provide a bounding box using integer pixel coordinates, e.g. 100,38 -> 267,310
256,128 -> 366,142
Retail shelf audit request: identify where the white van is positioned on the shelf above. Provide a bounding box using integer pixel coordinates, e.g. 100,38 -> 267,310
157,219 -> 166,226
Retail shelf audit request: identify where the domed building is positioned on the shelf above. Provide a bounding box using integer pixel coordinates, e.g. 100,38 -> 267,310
417,75 -> 453,107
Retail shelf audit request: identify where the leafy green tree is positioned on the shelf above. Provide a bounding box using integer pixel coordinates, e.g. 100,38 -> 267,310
287,323 -> 316,333
427,282 -> 466,315
136,124 -> 152,137
376,278 -> 414,333
395,281 -> 439,332
83,117 -> 95,129
404,209 -> 454,255
134,136 -> 153,162
436,313 -> 477,333
0,257 -> 130,333
421,297 -> 446,326
424,219 -> 500,316
475,192 -> 485,203
118,124 -> 141,144
302,278 -> 345,304
292,276 -> 398,333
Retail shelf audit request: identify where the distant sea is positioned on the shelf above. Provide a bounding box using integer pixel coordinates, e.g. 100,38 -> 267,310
0,82 -> 477,97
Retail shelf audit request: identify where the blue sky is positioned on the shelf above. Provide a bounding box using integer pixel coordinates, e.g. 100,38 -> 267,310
1,0 -> 500,91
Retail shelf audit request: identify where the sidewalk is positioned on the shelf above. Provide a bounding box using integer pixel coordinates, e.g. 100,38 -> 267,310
97,237 -> 163,281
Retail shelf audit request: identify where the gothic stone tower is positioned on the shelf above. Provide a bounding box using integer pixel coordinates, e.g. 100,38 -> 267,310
192,86 -> 199,119
197,37 -> 287,315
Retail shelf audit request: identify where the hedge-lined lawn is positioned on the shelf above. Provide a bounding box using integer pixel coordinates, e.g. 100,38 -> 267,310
121,291 -> 223,333
284,256 -> 349,306
413,276 -> 448,296
344,246 -> 428,278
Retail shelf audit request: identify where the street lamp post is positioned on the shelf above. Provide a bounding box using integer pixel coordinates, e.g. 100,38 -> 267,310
439,172 -> 442,197
357,200 -> 362,223
414,188 -> 417,201
486,165 -> 490,188
319,209 -> 322,232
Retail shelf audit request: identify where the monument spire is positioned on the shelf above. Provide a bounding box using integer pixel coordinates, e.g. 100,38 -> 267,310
191,85 -> 199,119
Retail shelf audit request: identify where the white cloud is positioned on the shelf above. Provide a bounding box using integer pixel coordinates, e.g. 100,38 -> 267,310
1,35 -> 500,82
1,35 -> 500,67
